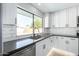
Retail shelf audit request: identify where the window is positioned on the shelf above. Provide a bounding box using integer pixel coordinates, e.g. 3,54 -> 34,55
34,16 -> 43,33
17,8 -> 33,36
17,8 -> 43,36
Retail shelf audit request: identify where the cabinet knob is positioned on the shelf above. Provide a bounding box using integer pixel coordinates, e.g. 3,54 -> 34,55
65,40 -> 69,44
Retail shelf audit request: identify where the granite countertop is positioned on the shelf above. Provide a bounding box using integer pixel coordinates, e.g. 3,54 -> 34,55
3,33 -> 79,56
52,34 -> 79,38
3,33 -> 53,56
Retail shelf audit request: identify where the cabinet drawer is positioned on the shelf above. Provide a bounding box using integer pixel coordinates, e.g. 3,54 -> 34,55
65,37 -> 78,55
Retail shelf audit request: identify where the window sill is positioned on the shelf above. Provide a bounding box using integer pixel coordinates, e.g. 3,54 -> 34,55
16,33 -> 43,40
16,34 -> 33,40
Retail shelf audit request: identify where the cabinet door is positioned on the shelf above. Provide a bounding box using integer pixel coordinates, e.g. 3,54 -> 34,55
54,10 -> 67,27
45,38 -> 51,55
54,12 -> 60,27
44,13 -> 49,27
78,6 -> 79,16
36,39 -> 48,56
58,37 -> 66,50
59,10 -> 67,27
68,7 -> 77,27
54,36 -> 60,49
63,37 -> 78,55
49,36 -> 54,49
2,3 -> 16,24
67,38 -> 78,55
36,41 -> 45,56
36,38 -> 51,56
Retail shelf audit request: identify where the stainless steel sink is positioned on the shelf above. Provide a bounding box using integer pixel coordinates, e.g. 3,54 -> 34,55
30,35 -> 42,39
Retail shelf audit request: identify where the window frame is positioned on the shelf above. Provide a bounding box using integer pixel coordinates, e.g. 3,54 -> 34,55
16,7 -> 43,37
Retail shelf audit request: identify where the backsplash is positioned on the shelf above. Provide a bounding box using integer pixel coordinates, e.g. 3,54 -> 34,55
2,24 -> 16,42
44,27 -> 50,34
50,27 -> 77,36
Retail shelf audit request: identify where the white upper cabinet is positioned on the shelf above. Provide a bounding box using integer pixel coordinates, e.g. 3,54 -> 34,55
54,9 -> 67,27
53,6 -> 77,27
54,12 -> 60,27
2,4 -> 17,24
78,6 -> 79,16
44,13 -> 49,28
59,9 -> 67,27
67,7 -> 77,27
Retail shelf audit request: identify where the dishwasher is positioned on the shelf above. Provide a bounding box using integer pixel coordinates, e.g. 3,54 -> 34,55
10,45 -> 35,56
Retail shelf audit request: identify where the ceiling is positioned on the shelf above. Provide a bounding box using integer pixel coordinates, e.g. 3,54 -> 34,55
31,3 -> 79,13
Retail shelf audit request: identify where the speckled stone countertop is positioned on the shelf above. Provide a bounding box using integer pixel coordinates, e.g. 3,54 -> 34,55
3,33 -> 79,56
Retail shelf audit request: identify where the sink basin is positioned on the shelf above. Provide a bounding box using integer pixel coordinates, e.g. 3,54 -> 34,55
30,35 -> 42,39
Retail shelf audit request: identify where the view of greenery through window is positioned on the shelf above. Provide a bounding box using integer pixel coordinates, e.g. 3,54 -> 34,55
17,8 -> 43,36
34,16 -> 42,33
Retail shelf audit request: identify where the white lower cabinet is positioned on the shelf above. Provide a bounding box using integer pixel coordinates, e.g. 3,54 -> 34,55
54,36 -> 60,49
65,37 -> 78,55
54,36 -> 78,55
36,42 -> 44,56
36,36 -> 78,56
36,39 -> 47,56
58,37 -> 66,50
49,36 -> 54,49
36,38 -> 51,56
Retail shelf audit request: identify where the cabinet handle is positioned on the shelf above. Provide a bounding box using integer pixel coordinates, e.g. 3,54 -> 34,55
71,39 -> 75,40
51,40 -> 53,43
15,17 -> 17,24
66,24 -> 68,27
43,44 -> 46,49
56,37 -> 58,39
61,37 -> 64,39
